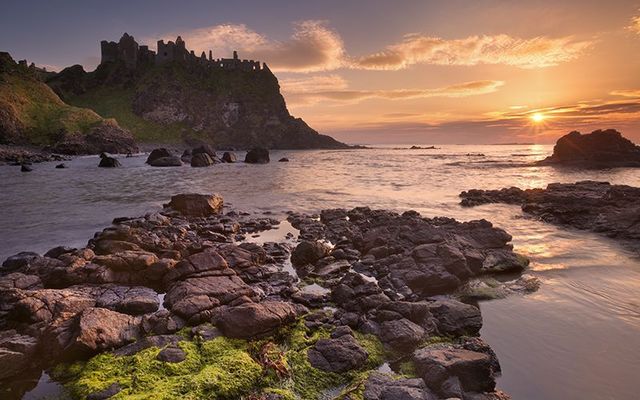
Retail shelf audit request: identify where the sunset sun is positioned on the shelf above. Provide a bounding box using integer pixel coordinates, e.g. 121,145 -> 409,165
531,112 -> 546,123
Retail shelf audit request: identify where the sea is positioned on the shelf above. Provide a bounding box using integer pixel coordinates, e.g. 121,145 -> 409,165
1,144 -> 639,400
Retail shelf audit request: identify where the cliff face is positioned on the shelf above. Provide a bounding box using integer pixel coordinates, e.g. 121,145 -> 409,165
47,57 -> 348,149
0,52 -> 138,154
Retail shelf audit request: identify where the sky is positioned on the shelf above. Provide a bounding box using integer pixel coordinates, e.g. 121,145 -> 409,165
2,0 -> 640,144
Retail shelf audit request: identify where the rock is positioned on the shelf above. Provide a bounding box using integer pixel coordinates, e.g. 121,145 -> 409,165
87,383 -> 122,400
245,147 -> 270,164
55,163 -> 66,168
460,181 -> 640,252
148,156 -> 182,167
378,318 -> 426,353
216,301 -> 298,339
307,330 -> 368,373
49,120 -> 138,155
50,307 -> 140,358
113,334 -> 182,356
537,129 -> 640,168
413,346 -> 497,395
94,286 -> 159,315
2,252 -> 41,271
20,164 -> 32,172
181,149 -> 192,163
221,152 -> 237,163
192,144 -> 216,158
167,193 -> 223,216
156,344 -> 186,363
0,332 -> 39,379
278,157 -> 289,162
291,241 -> 331,268
146,148 -> 172,164
92,250 -> 159,271
98,156 -> 121,168
363,372 -> 437,400
426,299 -> 482,336
191,152 -> 215,167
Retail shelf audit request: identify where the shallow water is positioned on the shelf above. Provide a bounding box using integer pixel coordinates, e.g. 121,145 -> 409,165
1,144 -> 639,399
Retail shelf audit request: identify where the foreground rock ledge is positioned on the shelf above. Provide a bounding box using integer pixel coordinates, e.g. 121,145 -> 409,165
0,194 -> 536,399
460,180 -> 640,253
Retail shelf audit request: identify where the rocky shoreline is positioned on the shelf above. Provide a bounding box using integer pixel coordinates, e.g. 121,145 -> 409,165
0,193 -> 536,400
460,181 -> 640,253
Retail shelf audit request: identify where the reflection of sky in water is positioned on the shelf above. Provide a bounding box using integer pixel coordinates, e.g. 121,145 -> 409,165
2,144 -> 639,400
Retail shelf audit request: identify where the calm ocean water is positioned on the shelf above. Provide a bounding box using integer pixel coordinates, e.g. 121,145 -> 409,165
1,144 -> 639,400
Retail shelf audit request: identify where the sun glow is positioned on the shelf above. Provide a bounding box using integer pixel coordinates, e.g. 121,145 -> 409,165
530,112 -> 546,123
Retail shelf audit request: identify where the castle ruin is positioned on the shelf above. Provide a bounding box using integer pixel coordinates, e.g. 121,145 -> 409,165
100,33 -> 267,72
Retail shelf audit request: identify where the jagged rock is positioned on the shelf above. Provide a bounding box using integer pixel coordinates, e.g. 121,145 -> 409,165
291,241 -> 331,268
190,153 -> 215,167
145,148 -> 172,164
378,318 -> 426,353
156,344 -> 186,363
363,372 -> 437,400
307,328 -> 368,373
215,301 -> 298,339
149,156 -> 182,167
460,181 -> 640,251
98,156 -> 121,168
413,346 -> 497,395
537,129 -> 640,168
92,250 -> 159,271
166,193 -> 223,216
0,332 -> 39,379
427,299 -> 482,336
245,148 -> 270,164
221,151 -> 237,163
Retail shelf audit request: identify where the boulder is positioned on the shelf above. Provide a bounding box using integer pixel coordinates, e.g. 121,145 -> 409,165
167,193 -> 223,216
291,241 -> 331,267
363,372 -> 437,400
245,147 -> 270,164
216,301 -> 298,339
538,129 -> 640,168
426,299 -> 482,336
156,344 -> 186,363
55,163 -> 66,169
307,329 -> 368,373
145,148 -> 172,165
278,157 -> 289,162
378,318 -> 426,353
113,334 -> 182,356
20,164 -> 32,172
148,156 -> 182,167
222,152 -> 237,163
190,152 -> 215,167
98,156 -> 121,168
0,332 -> 39,380
192,144 -> 216,158
413,346 -> 497,395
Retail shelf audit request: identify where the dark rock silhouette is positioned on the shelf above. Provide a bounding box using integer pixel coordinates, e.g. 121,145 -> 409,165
98,156 -> 121,167
278,157 -> 289,162
55,163 -> 66,169
20,164 -> 32,172
149,156 -> 182,167
221,152 -> 237,163
538,129 -> 640,168
146,148 -> 172,164
245,148 -> 270,164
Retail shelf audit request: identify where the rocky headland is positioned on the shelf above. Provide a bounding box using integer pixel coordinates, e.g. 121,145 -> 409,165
536,129 -> 640,168
0,193 -> 536,400
46,33 -> 348,150
460,181 -> 640,253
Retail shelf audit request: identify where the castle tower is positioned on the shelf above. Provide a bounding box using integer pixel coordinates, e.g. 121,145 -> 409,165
118,33 -> 139,69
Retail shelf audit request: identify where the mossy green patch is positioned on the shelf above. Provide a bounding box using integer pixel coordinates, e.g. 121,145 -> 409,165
0,74 -> 102,144
67,87 -> 188,143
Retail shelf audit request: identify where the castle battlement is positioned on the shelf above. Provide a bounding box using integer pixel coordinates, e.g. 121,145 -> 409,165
100,33 -> 264,72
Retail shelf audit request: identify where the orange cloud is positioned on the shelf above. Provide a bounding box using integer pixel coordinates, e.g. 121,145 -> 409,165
611,89 -> 640,98
157,21 -> 345,73
353,34 -> 594,70
281,77 -> 504,106
630,12 -> 640,34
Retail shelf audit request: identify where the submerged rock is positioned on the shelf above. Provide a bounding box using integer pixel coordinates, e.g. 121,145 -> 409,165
98,156 -> 121,168
149,156 -> 182,167
190,152 -> 215,167
20,164 -> 32,172
145,148 -> 172,165
537,129 -> 640,168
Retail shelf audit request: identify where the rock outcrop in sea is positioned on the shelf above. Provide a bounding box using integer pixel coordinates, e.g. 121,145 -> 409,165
537,129 -> 640,168
460,181 -> 640,253
0,193 -> 535,399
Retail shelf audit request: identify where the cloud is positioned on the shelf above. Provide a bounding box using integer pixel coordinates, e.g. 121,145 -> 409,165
610,89 -> 640,98
281,77 -> 504,105
158,20 -> 345,73
156,21 -> 592,73
352,34 -> 594,70
630,12 -> 640,34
